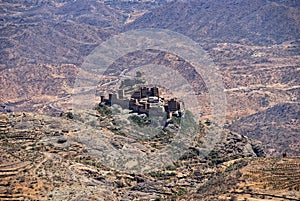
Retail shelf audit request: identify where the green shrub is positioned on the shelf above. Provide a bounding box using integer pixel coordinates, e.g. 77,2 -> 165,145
66,112 -> 74,119
128,114 -> 151,127
96,104 -> 112,116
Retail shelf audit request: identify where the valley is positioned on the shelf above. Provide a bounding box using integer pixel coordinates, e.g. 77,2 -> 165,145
0,0 -> 299,200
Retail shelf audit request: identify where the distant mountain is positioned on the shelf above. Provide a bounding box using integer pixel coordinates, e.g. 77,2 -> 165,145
125,0 -> 300,45
0,0 -> 175,69
228,103 -> 300,157
0,0 -> 125,68
104,0 -> 169,14
2,0 -> 298,69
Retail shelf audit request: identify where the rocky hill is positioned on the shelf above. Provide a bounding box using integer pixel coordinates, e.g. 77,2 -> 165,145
0,0 -> 171,69
0,63 -> 79,115
0,112 -> 275,200
229,102 -> 300,157
125,0 -> 300,45
0,112 -> 299,200
0,0 -> 124,68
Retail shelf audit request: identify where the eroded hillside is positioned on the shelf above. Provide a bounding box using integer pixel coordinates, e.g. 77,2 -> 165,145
0,112 -> 299,200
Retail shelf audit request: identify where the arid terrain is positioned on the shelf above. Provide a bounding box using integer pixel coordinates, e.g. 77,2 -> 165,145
0,112 -> 299,200
0,0 -> 299,200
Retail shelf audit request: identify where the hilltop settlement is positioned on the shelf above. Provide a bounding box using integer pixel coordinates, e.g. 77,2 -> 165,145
100,86 -> 183,119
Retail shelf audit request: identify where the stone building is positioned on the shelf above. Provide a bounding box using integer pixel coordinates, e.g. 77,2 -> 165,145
100,86 -> 182,118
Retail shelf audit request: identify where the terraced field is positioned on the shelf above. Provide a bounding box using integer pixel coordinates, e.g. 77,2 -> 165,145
230,157 -> 300,201
0,149 -> 47,200
243,158 -> 300,191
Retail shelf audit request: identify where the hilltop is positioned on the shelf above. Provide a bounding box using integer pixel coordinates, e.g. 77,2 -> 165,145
0,112 -> 264,200
1,112 -> 299,200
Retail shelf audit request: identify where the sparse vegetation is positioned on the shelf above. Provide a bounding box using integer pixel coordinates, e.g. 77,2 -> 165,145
170,116 -> 181,125
128,114 -> 151,127
0,112 -> 299,200
66,112 -> 74,119
149,171 -> 176,179
96,104 -> 112,117
1,0 -> 299,200
65,111 -> 84,122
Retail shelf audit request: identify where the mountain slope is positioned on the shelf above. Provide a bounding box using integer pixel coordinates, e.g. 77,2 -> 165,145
228,103 -> 300,157
125,0 -> 300,45
0,0 -> 125,68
